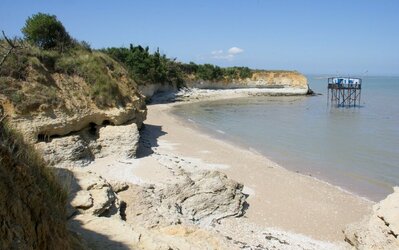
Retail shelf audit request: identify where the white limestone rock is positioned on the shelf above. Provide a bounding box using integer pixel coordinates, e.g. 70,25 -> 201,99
96,123 -> 139,159
122,170 -> 247,228
344,187 -> 399,250
55,169 -> 120,217
36,135 -> 92,168
71,190 -> 93,209
109,181 -> 129,193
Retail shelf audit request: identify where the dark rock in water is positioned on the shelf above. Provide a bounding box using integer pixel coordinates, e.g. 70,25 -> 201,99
306,88 -> 315,95
306,88 -> 322,96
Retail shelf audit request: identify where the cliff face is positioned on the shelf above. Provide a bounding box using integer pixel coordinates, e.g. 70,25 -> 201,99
0,43 -> 149,249
138,82 -> 177,100
0,45 -> 147,144
138,71 -> 309,100
185,71 -> 309,93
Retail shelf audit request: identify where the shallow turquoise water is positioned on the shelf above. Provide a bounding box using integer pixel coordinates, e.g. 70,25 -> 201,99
173,76 -> 399,201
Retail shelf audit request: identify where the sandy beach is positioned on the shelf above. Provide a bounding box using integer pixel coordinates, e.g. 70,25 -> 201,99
87,95 -> 373,244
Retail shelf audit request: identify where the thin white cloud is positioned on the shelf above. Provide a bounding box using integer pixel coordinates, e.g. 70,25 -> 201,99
212,54 -> 234,60
211,50 -> 224,55
210,46 -> 244,61
228,47 -> 244,55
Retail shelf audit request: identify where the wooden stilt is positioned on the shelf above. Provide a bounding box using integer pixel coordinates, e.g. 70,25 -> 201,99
327,77 -> 362,107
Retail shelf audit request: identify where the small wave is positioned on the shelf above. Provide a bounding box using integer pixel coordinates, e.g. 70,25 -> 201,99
216,129 -> 225,134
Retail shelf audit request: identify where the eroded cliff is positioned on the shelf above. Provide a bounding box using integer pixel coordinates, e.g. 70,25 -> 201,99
139,71 -> 309,100
185,71 -> 308,92
0,42 -> 146,144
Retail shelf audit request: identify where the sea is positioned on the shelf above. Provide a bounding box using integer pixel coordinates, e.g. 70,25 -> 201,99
172,76 -> 399,201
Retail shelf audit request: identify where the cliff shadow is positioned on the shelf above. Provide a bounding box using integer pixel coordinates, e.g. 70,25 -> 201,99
136,124 -> 167,158
68,218 -> 131,250
237,192 -> 250,219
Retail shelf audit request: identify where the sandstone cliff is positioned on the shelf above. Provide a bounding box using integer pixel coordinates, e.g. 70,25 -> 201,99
0,43 -> 146,144
0,43 -> 147,248
139,71 -> 309,100
186,71 -> 308,91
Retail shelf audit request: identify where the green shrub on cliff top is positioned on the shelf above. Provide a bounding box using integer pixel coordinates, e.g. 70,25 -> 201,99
103,45 -> 252,86
1,11 -> 129,110
103,45 -> 184,87
22,13 -> 72,50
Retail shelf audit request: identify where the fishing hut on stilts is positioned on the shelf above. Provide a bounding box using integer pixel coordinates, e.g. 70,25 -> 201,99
327,77 -> 362,107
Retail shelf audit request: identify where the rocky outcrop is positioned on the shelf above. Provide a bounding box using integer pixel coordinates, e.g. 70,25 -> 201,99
64,168 -> 339,250
96,123 -> 140,159
36,135 -> 93,167
138,71 -> 309,100
344,187 -> 399,249
63,170 -> 238,249
162,170 -> 246,226
55,169 -> 120,218
186,71 -> 309,94
120,170 -> 247,228
11,104 -> 146,144
36,122 -> 140,168
138,83 -> 177,100
58,166 -> 248,249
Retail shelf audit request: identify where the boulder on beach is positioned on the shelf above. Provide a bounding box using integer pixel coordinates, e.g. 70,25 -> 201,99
54,169 -> 121,218
120,170 -> 247,228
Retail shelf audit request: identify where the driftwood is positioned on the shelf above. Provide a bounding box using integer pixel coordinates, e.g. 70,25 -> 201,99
0,31 -> 19,67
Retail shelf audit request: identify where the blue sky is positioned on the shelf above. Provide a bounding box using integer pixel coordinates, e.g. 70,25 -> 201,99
1,0 -> 398,75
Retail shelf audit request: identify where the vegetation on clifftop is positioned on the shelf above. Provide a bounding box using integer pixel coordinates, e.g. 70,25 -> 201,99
103,45 -> 253,86
0,13 -> 144,114
0,39 -> 137,112
103,45 -> 185,87
0,12 -> 298,114
21,12 -> 72,50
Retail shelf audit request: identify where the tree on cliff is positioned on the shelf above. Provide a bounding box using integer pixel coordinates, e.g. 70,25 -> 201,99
103,45 -> 183,86
21,13 -> 72,50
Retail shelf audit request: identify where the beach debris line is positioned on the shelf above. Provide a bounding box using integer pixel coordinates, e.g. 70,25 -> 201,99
327,77 -> 362,107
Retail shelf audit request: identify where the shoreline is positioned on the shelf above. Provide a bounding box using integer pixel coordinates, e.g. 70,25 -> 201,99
170,100 -> 376,204
133,99 -> 372,241
149,87 -> 310,104
83,90 -> 373,246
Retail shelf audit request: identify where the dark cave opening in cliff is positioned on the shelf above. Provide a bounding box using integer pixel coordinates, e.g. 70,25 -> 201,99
88,122 -> 97,136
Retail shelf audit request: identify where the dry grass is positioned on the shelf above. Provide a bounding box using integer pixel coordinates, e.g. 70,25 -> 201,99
54,50 -> 127,107
0,109 -> 79,249
0,110 -> 67,208
0,40 -> 138,114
